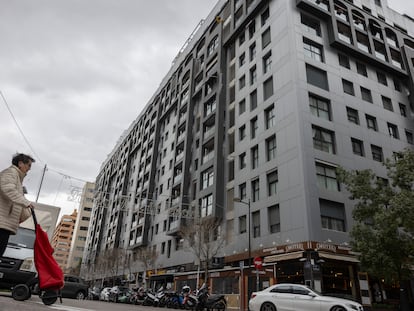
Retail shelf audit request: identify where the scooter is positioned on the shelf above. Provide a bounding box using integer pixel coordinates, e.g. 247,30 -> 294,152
196,283 -> 226,310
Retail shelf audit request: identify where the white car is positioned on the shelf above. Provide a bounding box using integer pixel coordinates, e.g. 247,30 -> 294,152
99,287 -> 112,301
249,283 -> 364,311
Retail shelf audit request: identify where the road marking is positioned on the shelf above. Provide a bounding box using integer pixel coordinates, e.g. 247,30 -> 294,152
48,307 -> 95,311
35,302 -> 95,311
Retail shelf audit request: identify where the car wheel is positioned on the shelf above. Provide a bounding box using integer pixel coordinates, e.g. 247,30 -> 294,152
330,307 -> 346,311
260,302 -> 277,311
76,291 -> 86,300
12,284 -> 31,301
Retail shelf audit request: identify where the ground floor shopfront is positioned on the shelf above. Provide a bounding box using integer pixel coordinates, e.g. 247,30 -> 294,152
164,241 -> 367,310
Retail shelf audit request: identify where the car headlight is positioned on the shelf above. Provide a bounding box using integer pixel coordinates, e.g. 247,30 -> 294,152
346,303 -> 359,310
20,257 -> 34,271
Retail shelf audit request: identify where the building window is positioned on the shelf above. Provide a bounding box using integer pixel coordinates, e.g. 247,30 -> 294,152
251,117 -> 258,139
346,107 -> 359,124
393,78 -> 402,92
301,13 -> 321,37
252,211 -> 261,238
366,114 -> 378,131
263,51 -> 272,74
207,35 -> 219,57
250,90 -> 258,110
377,71 -> 388,85
239,183 -> 247,200
239,215 -> 247,233
266,135 -> 277,161
250,66 -> 257,85
316,162 -> 339,191
267,170 -> 278,196
309,94 -> 331,120
356,62 -> 368,76
382,96 -> 393,111
320,199 -> 346,232
252,178 -> 260,202
239,125 -> 246,141
239,32 -> 245,46
261,7 -> 270,26
239,75 -> 246,90
265,105 -> 275,129
338,53 -> 350,68
268,204 -> 280,233
306,64 -> 329,90
249,20 -> 256,39
239,152 -> 246,169
249,43 -> 256,61
371,144 -> 383,162
342,79 -> 354,95
351,138 -> 364,156
201,168 -> 214,189
406,130 -> 413,144
303,38 -> 324,62
201,194 -> 213,216
239,99 -> 246,115
312,126 -> 335,154
399,103 -> 407,117
262,27 -> 271,48
387,122 -> 399,139
263,77 -> 274,100
239,52 -> 246,67
360,87 -> 373,103
251,145 -> 259,169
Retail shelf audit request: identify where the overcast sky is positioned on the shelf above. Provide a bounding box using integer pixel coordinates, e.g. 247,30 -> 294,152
0,0 -> 413,220
0,0 -> 219,219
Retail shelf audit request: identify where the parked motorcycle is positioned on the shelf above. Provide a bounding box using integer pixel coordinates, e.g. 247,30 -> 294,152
143,288 -> 160,306
196,283 -> 226,311
129,287 -> 146,305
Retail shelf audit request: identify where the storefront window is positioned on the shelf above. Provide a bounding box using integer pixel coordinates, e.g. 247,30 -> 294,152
212,277 -> 239,294
276,261 -> 304,284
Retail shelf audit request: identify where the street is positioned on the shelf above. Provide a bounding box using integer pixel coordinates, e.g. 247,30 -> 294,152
0,292 -> 162,311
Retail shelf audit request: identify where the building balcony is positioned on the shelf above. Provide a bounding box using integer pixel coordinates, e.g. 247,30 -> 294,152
175,152 -> 184,162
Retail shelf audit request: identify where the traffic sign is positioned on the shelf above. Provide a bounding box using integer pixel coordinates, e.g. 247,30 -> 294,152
254,257 -> 263,269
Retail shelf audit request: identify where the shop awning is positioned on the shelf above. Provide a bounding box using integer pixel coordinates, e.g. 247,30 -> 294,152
264,251 -> 304,263
319,252 -> 360,263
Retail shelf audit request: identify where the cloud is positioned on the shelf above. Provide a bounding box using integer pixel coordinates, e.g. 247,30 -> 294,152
0,0 -> 218,218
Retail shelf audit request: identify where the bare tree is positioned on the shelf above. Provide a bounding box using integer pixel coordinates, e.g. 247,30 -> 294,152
179,216 -> 225,284
135,246 -> 158,288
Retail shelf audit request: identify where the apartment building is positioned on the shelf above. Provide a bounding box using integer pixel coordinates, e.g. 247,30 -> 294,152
66,182 -> 94,274
83,0 -> 414,307
52,210 -> 77,271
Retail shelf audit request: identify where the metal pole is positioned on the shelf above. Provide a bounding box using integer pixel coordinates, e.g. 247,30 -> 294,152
35,164 -> 47,202
248,199 -> 251,268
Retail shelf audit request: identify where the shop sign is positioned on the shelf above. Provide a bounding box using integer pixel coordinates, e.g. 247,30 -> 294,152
285,242 -> 305,252
316,242 -> 337,253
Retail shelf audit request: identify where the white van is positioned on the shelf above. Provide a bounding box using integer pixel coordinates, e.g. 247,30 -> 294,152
0,203 -> 60,299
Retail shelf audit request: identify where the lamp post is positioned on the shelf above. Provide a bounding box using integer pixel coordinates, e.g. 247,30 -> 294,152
234,197 -> 252,311
233,198 -> 251,267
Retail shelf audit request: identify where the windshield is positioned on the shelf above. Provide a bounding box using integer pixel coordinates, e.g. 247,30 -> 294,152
8,227 -> 35,249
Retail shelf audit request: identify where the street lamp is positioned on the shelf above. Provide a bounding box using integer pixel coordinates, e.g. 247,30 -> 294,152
233,197 -> 251,267
233,197 -> 251,311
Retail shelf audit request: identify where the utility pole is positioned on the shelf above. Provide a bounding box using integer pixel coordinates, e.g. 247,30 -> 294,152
35,164 -> 47,202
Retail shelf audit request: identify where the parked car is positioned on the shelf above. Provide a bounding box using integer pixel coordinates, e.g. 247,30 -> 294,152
100,287 -> 111,301
61,275 -> 89,299
249,283 -> 364,311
